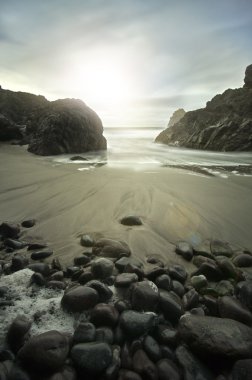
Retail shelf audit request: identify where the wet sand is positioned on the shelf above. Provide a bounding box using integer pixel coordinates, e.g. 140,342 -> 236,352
0,144 -> 252,267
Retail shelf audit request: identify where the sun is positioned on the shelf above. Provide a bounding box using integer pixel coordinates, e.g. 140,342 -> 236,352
66,55 -> 134,107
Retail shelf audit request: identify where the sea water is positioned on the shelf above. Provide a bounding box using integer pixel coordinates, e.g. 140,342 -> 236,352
51,127 -> 252,177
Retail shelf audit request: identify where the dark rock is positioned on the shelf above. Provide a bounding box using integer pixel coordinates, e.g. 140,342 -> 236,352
71,342 -> 112,373
11,255 -> 29,272
28,263 -> 50,276
159,290 -> 184,324
8,365 -> 31,380
31,272 -> 46,286
231,358 -> 252,380
115,273 -> 138,287
80,234 -> 94,247
190,275 -> 208,290
167,108 -> 186,127
175,241 -> 194,261
143,335 -> 162,363
73,255 -> 90,266
183,289 -> 199,310
61,286 -> 99,312
93,238 -> 131,259
168,265 -> 187,284
47,280 -> 66,290
28,99 -> 106,155
201,295 -> 219,316
121,342 -> 133,370
0,349 -> 15,362
244,64 -> 252,89
124,262 -> 144,279
157,358 -> 181,380
6,315 -> 32,353
95,326 -> 114,344
70,155 -> 88,161
193,241 -> 213,259
145,267 -> 167,281
233,254 -> 252,267
218,258 -> 238,279
155,325 -> 177,346
178,314 -> 252,359
194,262 -> 223,282
120,216 -> 142,226
210,240 -> 233,257
115,257 -> 142,272
90,303 -> 119,327
105,346 -> 121,380
118,369 -> 142,380
114,299 -> 131,313
91,258 -> 114,279
155,274 -> 172,291
215,280 -> 234,296
155,65 -> 252,152
31,250 -> 53,260
0,286 -> 8,298
218,296 -> 252,326
172,280 -> 185,297
78,271 -> 94,285
146,255 -> 164,267
132,349 -> 158,380
176,345 -> 215,380
84,280 -> 113,302
66,266 -> 81,278
0,113 -> 23,141
131,281 -> 159,312
21,219 -> 36,228
27,242 -> 48,251
50,271 -> 64,281
4,238 -> 27,250
193,255 -> 216,268
120,310 -> 158,338
0,222 -> 20,239
73,322 -> 96,344
18,330 -> 69,372
237,281 -> 252,311
189,307 -> 205,316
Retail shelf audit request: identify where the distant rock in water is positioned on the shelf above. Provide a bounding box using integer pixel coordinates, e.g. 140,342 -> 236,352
155,64 -> 252,151
167,108 -> 186,128
0,87 -> 107,155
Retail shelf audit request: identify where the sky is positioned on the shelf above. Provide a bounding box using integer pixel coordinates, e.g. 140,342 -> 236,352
1,0 -> 252,128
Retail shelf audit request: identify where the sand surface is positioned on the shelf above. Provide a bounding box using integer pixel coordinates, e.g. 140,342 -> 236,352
0,144 -> 252,268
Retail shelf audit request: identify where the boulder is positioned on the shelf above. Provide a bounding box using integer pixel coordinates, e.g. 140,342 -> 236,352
178,314 -> 252,359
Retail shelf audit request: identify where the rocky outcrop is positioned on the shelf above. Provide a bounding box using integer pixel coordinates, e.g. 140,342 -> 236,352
0,87 -> 107,155
155,64 -> 252,151
167,108 -> 186,128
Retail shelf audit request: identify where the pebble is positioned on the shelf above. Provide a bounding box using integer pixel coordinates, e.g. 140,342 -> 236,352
91,258 -> 114,279
120,310 -> 158,338
120,216 -> 142,226
61,286 -> 99,312
71,342 -> 112,373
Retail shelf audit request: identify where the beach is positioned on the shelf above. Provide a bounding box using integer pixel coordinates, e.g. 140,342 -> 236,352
1,143 -> 252,269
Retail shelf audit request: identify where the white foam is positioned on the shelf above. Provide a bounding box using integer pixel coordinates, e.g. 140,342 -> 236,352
0,269 -> 74,344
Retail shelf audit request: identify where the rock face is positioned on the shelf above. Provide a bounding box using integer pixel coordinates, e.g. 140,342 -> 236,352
155,64 -> 252,151
0,87 -> 107,155
167,108 -> 186,128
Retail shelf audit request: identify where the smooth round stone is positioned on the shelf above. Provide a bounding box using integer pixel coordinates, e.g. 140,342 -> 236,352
91,258 -> 114,279
114,299 -> 131,313
143,335 -> 162,362
21,219 -> 36,228
31,272 -> 46,286
120,310 -> 158,338
218,296 -> 252,326
182,289 -> 199,310
11,255 -> 29,271
189,307 -> 205,316
145,267 -> 167,281
210,240 -> 233,257
84,280 -> 113,302
131,281 -> 159,312
73,255 -> 90,266
115,273 -> 138,288
96,327 -> 114,344
93,238 -> 131,259
4,238 -> 27,250
115,257 -> 142,273
157,358 -> 181,380
0,222 -> 20,238
80,234 -> 94,247
27,242 -> 48,251
73,322 -> 96,344
78,271 -> 94,285
155,325 -> 178,346
195,262 -> 223,282
31,250 -> 53,260
218,258 -> 238,280
28,263 -> 50,276
47,280 -> 66,290
233,254 -> 252,268
90,303 -> 119,327
18,330 -> 69,372
61,286 -> 99,312
172,280 -> 185,297
192,255 -> 216,268
71,342 -> 112,373
193,241 -> 213,259
155,274 -> 172,291
118,369 -> 142,380
168,265 -> 187,284
190,275 -> 208,290
159,290 -> 184,324
50,271 -> 64,281
7,315 -> 32,353
132,349 -> 158,380
215,280 -> 234,296
175,241 -> 194,261
120,216 -> 142,226
105,346 -> 121,380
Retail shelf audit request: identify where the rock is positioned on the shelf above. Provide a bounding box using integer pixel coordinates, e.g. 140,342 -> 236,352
6,315 -> 32,353
80,234 -> 94,247
190,275 -> 208,290
4,238 -> 27,250
175,241 -> 194,261
237,281 -> 252,311
31,250 -> 53,260
78,271 -> 94,285
194,262 -> 223,282
18,330 -> 69,372
95,326 -> 114,344
218,258 -> 238,280
159,290 -> 184,324
178,314 -> 252,359
50,271 -> 64,281
168,265 -> 187,284
192,241 -> 214,259
93,238 -> 131,259
143,335 -> 162,362
218,296 -> 252,326
155,65 -> 252,152
233,254 -> 252,267
71,342 -> 112,373
73,322 -> 96,344
84,280 -> 113,302
70,155 -> 88,161
131,281 -> 159,312
90,303 -> 119,327
118,369 -> 142,380
0,222 -> 20,239
21,219 -> 36,228
61,286 -> 99,312
120,216 -> 142,226
167,108 -> 186,127
91,258 -> 114,279
201,295 -> 219,316
145,267 -> 167,281
215,280 -> 234,296
231,358 -> 252,380
210,240 -> 233,257
31,272 -> 46,286
244,64 -> 252,89
11,255 -> 29,272
0,113 -> 23,140
155,274 -> 172,291
176,345 -> 215,380
193,255 -> 216,268
73,255 -> 90,266
115,273 -> 138,287
28,99 -> 106,155
47,280 -> 66,290
132,349 -> 158,380
172,280 -> 185,297
155,325 -> 177,346
120,310 -> 157,338
156,358 -> 181,380
28,263 -> 50,276
183,289 -> 199,310
27,242 -> 48,251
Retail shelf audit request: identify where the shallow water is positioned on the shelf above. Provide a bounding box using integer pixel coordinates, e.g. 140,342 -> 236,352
51,127 -> 252,177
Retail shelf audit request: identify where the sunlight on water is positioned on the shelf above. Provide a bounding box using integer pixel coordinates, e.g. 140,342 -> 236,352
52,127 -> 252,177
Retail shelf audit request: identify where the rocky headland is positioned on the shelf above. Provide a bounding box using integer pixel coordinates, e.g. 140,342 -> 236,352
0,87 -> 106,155
155,64 -> 252,151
